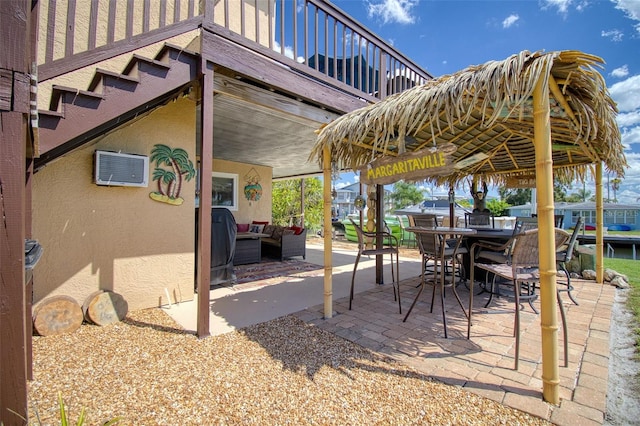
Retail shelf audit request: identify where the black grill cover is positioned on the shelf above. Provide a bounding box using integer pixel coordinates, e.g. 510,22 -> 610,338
210,207 -> 237,285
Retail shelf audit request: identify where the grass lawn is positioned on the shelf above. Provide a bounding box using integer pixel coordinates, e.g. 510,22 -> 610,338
604,257 -> 640,357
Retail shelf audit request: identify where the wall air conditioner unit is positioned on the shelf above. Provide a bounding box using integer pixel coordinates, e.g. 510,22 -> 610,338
94,150 -> 149,187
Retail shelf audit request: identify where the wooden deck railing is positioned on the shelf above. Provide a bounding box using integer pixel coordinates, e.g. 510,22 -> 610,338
38,0 -> 432,100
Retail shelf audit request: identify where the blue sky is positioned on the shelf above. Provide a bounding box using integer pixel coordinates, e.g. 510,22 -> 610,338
326,0 -> 640,204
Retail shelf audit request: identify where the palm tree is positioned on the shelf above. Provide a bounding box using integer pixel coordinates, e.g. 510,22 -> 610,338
611,178 -> 621,203
576,187 -> 592,202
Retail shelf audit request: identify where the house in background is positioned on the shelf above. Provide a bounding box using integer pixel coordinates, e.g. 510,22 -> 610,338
2,1 -> 432,419
508,202 -> 640,230
332,182 -> 394,218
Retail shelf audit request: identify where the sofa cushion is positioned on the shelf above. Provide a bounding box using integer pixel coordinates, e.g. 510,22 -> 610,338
261,237 -> 280,247
237,223 -> 250,232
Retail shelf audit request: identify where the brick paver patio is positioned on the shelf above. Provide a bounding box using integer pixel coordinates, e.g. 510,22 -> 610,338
294,270 -> 615,425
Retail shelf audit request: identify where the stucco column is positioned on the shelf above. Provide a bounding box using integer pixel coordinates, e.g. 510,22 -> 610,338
533,74 -> 560,405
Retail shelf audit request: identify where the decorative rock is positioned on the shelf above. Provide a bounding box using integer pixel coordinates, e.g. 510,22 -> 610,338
610,276 -> 630,289
33,295 -> 84,336
604,268 -> 618,282
581,269 -> 597,280
83,290 -> 128,326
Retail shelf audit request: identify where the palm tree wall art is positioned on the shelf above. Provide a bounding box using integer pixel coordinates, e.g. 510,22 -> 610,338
149,144 -> 196,205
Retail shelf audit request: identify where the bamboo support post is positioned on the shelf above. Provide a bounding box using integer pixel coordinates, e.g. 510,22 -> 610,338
533,76 -> 560,405
323,146 -> 333,318
596,162 -> 604,283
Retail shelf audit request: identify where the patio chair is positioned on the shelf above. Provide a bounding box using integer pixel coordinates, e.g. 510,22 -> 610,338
348,218 -> 401,314
556,216 -> 584,305
403,215 -> 468,338
554,215 -> 565,228
534,214 -> 564,228
470,217 -> 538,309
407,214 -> 455,278
465,211 -> 495,228
397,215 -> 417,248
474,228 -> 571,369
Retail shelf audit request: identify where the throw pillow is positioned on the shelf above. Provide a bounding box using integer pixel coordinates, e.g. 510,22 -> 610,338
271,226 -> 284,242
237,223 -> 250,232
263,224 -> 276,237
282,229 -> 295,236
252,220 -> 269,226
289,226 -> 304,235
249,224 -> 265,233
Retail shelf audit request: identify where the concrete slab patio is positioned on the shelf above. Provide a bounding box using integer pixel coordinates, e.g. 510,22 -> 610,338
166,240 -> 616,425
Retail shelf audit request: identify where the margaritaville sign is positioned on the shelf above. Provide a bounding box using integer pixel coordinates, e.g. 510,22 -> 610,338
506,175 -> 537,188
359,143 -> 457,185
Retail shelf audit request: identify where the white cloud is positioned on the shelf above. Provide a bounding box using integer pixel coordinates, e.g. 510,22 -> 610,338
610,65 -> 629,78
621,126 -> 640,149
608,75 -> 640,112
542,0 -> 572,15
502,14 -> 520,28
607,75 -> 640,201
541,0 -> 590,15
612,0 -> 640,21
272,41 -> 304,63
366,0 -> 418,25
601,29 -> 624,42
613,153 -> 640,203
612,0 -> 640,33
617,110 -> 640,127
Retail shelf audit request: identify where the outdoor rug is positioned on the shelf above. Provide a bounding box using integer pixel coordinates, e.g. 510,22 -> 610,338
229,259 -> 324,290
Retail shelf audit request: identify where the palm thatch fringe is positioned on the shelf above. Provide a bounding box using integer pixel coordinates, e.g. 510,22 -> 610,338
310,50 -> 626,186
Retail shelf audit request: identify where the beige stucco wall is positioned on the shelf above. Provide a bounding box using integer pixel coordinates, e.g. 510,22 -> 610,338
38,0 -> 189,64
39,0 -> 273,70
33,97 -> 197,311
32,96 -> 276,311
212,159 -> 272,225
213,0 -> 273,48
37,30 -> 200,110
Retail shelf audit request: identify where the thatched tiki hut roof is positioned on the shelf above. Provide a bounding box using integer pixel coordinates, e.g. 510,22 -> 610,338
310,50 -> 626,406
311,50 -> 626,185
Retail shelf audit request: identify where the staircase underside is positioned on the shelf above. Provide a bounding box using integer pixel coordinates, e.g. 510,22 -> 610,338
36,44 -> 199,169
36,40 -> 349,179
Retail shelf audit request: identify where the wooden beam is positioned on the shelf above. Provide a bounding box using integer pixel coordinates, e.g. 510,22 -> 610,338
196,57 -> 214,338
0,0 -> 31,422
0,111 -> 28,426
213,74 -> 340,124
201,31 -> 370,114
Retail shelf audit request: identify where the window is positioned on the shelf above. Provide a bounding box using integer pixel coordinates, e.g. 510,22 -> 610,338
212,172 -> 238,211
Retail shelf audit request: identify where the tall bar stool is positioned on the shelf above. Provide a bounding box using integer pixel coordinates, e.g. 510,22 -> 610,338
348,218 -> 401,313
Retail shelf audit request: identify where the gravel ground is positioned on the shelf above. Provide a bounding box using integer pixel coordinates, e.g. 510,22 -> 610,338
28,309 -> 550,425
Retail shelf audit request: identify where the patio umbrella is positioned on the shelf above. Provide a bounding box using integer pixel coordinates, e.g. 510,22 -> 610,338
310,50 -> 626,405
